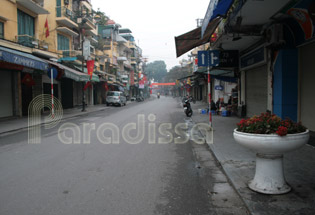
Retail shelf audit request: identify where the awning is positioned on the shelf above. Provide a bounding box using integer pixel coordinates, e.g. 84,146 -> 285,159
177,74 -> 196,80
45,60 -> 90,82
196,67 -> 237,82
0,46 -> 48,71
175,17 -> 222,57
91,73 -> 100,82
74,65 -> 100,82
201,0 -> 235,37
94,70 -> 106,75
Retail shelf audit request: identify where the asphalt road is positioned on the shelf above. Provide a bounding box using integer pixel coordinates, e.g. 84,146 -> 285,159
0,96 -> 247,215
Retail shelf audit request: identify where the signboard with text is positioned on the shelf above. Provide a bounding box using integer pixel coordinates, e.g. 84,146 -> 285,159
198,50 -> 238,68
219,50 -> 239,67
240,46 -> 265,69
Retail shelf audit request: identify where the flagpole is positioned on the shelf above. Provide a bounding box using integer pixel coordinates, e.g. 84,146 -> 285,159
51,68 -> 55,119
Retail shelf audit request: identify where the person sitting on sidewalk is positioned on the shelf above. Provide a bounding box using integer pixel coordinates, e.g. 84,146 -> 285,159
211,100 -> 217,112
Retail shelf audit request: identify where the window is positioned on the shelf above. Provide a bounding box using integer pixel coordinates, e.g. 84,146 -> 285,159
17,10 -> 34,37
107,92 -> 120,96
57,34 -> 70,50
17,10 -> 35,47
0,22 -> 3,39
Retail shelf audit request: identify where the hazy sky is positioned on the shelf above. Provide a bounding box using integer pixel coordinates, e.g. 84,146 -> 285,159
92,0 -> 210,71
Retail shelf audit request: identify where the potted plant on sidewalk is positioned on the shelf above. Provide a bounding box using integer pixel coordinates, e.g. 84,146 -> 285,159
233,113 -> 309,194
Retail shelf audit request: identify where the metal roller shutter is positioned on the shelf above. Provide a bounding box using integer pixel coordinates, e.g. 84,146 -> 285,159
245,65 -> 267,117
299,42 -> 315,131
0,70 -> 13,117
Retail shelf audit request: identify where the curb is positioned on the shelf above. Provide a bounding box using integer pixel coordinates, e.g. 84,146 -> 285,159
0,100 -> 142,137
0,106 -> 109,137
191,116 -> 253,215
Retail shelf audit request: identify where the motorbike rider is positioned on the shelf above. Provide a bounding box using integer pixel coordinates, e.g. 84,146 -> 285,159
157,92 -> 160,99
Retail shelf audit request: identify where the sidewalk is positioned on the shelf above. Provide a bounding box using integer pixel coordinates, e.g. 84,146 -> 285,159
191,101 -> 315,215
0,101 -> 133,136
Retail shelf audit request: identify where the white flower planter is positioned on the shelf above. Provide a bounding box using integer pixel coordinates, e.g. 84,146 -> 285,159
233,129 -> 309,194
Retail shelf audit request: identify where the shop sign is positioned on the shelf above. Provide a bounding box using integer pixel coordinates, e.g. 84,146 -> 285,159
0,50 -> 48,71
83,39 -> 90,60
219,50 -> 239,67
241,46 -> 265,69
215,85 -> 224,90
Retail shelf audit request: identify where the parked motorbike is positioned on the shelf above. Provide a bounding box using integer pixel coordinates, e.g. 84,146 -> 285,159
136,96 -> 144,102
183,98 -> 193,117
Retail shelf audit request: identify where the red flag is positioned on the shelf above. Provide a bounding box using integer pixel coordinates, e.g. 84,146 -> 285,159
44,18 -> 49,38
45,18 -> 49,38
103,82 -> 109,91
86,60 -> 95,78
83,81 -> 92,91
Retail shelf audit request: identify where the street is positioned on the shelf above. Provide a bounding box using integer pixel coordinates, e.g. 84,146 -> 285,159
0,97 -> 248,215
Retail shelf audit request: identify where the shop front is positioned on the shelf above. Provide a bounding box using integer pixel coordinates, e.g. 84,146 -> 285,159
299,41 -> 315,131
240,46 -> 268,117
45,60 -> 90,109
0,46 -> 48,117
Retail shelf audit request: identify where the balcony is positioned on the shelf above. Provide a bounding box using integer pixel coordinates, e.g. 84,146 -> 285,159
77,12 -> 95,31
90,45 -> 95,58
80,0 -> 92,11
131,57 -> 137,65
107,74 -> 116,83
128,41 -> 136,49
62,50 -> 81,58
16,35 -> 49,50
87,35 -> 97,44
16,0 -> 49,15
117,56 -> 127,61
56,6 -> 78,29
56,27 -> 78,37
102,41 -> 112,51
87,29 -> 98,37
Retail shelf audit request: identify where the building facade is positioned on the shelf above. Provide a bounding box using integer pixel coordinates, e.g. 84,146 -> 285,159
0,0 -> 143,118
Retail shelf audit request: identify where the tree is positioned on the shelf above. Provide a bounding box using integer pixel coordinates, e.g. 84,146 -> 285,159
95,9 -> 109,26
145,61 -> 167,83
165,65 -> 191,82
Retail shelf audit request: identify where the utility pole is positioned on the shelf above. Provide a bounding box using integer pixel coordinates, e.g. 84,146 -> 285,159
81,31 -> 86,112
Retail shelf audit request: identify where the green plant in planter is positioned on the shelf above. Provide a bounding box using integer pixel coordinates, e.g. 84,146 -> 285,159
236,112 -> 306,136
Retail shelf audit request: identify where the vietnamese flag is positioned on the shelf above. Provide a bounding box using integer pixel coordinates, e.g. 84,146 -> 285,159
83,81 -> 92,91
44,18 -> 49,38
86,60 -> 95,78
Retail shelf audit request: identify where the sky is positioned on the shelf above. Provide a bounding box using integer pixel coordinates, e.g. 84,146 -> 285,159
91,0 -> 210,71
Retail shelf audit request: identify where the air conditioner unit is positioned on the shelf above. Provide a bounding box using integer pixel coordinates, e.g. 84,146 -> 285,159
265,24 -> 285,48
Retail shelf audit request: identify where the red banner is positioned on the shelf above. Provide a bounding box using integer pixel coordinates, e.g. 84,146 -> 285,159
150,82 -> 175,86
143,75 -> 148,84
130,71 -> 134,85
86,60 -> 94,78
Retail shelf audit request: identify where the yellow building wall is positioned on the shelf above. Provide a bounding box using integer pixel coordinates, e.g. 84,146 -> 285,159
0,0 -> 18,41
38,0 -> 74,53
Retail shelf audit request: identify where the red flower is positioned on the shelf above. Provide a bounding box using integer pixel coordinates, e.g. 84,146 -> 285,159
276,126 -> 288,136
237,112 -> 306,136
